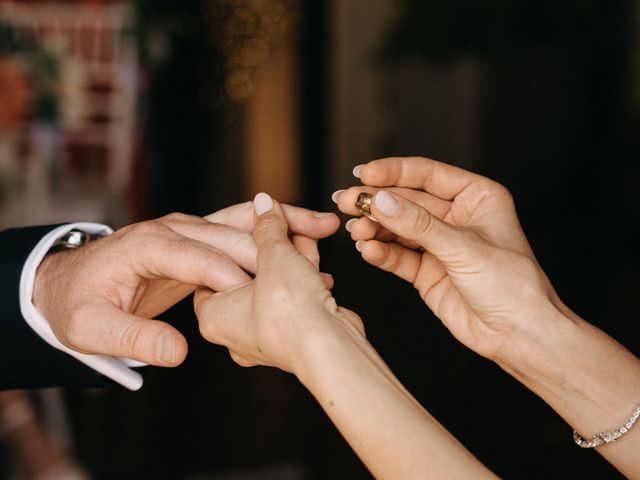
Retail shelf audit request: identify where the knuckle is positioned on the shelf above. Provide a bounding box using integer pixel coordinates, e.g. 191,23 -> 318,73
268,282 -> 296,306
119,321 -> 148,358
193,293 -> 205,317
486,181 -> 515,206
256,240 -> 290,265
495,183 -> 514,203
120,219 -> 167,240
411,207 -> 434,237
383,248 -> 404,273
229,351 -> 254,368
161,212 -> 191,223
254,216 -> 281,235
198,319 -> 217,343
193,287 -> 209,307
194,294 -> 222,343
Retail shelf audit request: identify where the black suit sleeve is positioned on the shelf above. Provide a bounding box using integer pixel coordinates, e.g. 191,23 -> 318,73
0,225 -> 112,390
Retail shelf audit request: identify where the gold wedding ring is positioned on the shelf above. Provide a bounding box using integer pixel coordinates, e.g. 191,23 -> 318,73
355,192 -> 378,222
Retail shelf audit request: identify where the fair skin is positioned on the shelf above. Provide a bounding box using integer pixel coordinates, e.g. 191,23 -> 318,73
194,194 -> 497,479
334,157 -> 640,478
33,202 -> 339,367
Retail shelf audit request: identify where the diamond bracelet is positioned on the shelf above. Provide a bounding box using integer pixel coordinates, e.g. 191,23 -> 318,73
573,402 -> 640,448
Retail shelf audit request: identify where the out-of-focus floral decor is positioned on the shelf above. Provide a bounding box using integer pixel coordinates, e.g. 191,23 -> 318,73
0,56 -> 32,199
0,18 -> 73,127
0,57 -> 31,132
0,17 -> 85,211
0,2 -> 140,226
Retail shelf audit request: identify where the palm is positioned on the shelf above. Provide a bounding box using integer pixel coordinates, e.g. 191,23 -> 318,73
130,279 -> 194,319
410,186 -> 544,359
344,157 -> 551,361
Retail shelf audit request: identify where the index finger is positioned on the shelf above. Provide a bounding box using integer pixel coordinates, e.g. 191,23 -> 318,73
114,222 -> 251,290
335,186 -> 451,220
205,202 -> 339,239
358,157 -> 486,201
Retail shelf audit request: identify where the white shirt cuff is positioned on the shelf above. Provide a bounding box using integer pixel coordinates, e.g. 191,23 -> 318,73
19,223 -> 144,391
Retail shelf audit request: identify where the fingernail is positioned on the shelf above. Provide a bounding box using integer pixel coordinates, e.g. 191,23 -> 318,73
331,189 -> 344,204
314,212 -> 334,218
355,240 -> 365,252
374,191 -> 399,217
352,164 -> 364,178
345,218 -> 357,232
254,192 -> 273,215
156,333 -> 176,364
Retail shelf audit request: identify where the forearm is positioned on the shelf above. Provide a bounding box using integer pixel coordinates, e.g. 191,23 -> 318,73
499,308 -> 640,478
296,323 -> 496,480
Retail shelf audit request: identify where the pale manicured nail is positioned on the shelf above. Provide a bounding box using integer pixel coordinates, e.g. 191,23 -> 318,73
355,240 -> 365,252
314,212 -> 334,218
156,333 -> 176,364
352,165 -> 364,178
254,192 -> 273,215
374,191 -> 399,217
331,189 -> 344,204
345,218 -> 357,232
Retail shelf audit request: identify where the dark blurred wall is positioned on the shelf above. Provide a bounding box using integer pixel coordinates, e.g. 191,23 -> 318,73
63,1 -> 640,479
322,0 -> 639,478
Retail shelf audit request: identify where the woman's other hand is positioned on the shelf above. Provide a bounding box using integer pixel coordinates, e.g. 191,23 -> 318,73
194,193 -> 496,479
195,193 -> 363,375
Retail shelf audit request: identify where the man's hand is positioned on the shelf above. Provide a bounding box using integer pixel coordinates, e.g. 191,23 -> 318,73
33,204 -> 339,368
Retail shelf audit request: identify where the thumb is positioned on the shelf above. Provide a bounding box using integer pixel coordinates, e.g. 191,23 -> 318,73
194,284 -> 252,348
64,302 -> 188,367
252,192 -> 296,268
369,190 -> 467,260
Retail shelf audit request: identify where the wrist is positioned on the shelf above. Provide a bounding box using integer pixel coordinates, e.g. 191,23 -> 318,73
495,302 -> 580,386
292,315 -> 369,387
32,251 -> 58,312
496,303 -> 640,435
32,249 -> 71,313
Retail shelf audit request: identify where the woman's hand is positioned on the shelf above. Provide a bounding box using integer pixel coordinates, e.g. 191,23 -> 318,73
336,157 -> 640,478
194,194 -> 363,375
194,193 -> 496,480
335,156 -> 566,364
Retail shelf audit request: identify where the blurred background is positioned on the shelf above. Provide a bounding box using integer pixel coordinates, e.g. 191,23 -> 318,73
1,0 -> 639,478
